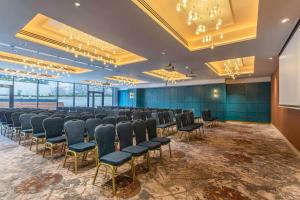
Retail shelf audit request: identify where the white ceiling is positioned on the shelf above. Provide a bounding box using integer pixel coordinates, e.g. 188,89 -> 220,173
0,0 -> 299,87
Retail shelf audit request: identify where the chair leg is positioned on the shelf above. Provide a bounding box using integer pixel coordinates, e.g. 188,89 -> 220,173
168,143 -> 172,157
112,166 -> 117,195
147,151 -> 150,170
63,152 -> 68,168
18,133 -> 22,145
50,144 -> 54,161
74,153 -> 78,174
131,157 -> 135,181
93,163 -> 100,185
159,146 -> 162,162
43,143 -> 47,157
29,138 -> 33,150
95,148 -> 98,166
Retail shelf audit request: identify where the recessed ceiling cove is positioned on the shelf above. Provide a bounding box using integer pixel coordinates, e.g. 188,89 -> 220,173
132,0 -> 259,51
16,13 -> 147,66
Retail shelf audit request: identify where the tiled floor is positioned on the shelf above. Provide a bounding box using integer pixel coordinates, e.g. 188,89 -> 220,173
0,122 -> 300,200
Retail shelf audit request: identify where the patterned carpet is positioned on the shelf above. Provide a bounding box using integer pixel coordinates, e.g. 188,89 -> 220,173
0,122 -> 300,200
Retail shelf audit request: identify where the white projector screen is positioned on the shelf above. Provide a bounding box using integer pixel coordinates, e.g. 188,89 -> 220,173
279,23 -> 300,108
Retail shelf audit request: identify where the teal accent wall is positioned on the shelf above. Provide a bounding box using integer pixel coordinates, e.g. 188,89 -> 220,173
226,82 -> 270,122
118,82 -> 271,123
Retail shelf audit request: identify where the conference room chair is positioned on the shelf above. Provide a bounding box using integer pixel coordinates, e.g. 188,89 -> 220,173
0,110 -> 7,135
11,112 -> 22,139
51,113 -> 65,119
81,114 -> 95,121
93,124 -> 134,195
175,114 -> 196,142
4,111 -> 14,138
85,118 -> 102,143
102,116 -> 117,126
117,121 -> 149,178
19,113 -> 36,145
133,120 -> 162,161
64,115 -> 81,123
42,117 -> 66,161
201,110 -> 218,127
63,120 -> 96,174
29,115 -> 48,153
95,113 -> 107,119
188,112 -> 204,135
146,118 -> 171,157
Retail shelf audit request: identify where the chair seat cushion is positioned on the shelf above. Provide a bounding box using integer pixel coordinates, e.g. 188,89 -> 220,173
138,141 -> 161,150
21,129 -> 32,134
47,135 -> 66,144
122,145 -> 148,156
179,126 -> 195,132
33,132 -> 45,138
151,137 -> 170,145
69,142 -> 95,152
100,151 -> 132,166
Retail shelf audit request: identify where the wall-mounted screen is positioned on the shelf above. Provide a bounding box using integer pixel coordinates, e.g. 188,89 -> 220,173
279,22 -> 300,108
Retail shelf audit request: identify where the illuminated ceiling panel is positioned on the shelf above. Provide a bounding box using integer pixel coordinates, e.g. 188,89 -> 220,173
16,14 -> 147,66
0,68 -> 59,79
132,0 -> 259,51
143,69 -> 190,81
205,56 -> 255,78
81,80 -> 118,87
0,51 -> 91,74
105,76 -> 147,85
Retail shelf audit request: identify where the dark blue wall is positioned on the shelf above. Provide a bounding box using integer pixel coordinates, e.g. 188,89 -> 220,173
118,82 -> 270,123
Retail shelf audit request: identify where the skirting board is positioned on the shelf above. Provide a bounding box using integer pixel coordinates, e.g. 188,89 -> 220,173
271,124 -> 300,158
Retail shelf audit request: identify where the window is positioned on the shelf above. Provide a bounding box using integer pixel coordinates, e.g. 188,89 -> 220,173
75,84 -> 88,107
104,87 -> 113,106
38,80 -> 57,110
14,77 -> 38,108
58,82 -> 74,107
0,75 -> 13,108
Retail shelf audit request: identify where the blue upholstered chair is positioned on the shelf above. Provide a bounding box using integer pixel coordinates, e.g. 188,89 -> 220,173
42,117 -> 66,160
85,118 -> 102,143
116,115 -> 127,123
95,113 -> 107,119
30,115 -> 48,153
51,113 -> 65,119
117,121 -> 149,176
175,114 -> 197,142
133,120 -> 162,160
63,120 -> 96,174
146,119 -> 171,157
64,115 -> 81,123
93,124 -> 133,195
201,110 -> 217,127
3,111 -> 14,137
11,112 -> 22,139
19,113 -> 36,145
81,114 -> 95,121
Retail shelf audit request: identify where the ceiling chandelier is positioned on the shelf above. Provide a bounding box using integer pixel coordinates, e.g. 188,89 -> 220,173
81,80 -> 113,87
143,69 -> 190,84
105,76 -> 146,86
176,0 -> 224,49
0,68 -> 58,79
224,58 -> 243,79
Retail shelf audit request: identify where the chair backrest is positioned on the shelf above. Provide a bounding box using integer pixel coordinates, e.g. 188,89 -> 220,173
51,114 -> 65,119
31,115 -> 48,134
64,115 -> 81,123
81,114 -> 94,121
181,113 -> 189,127
95,113 -> 107,119
116,121 -> 133,150
4,111 -> 13,124
102,116 -> 116,126
125,111 -> 132,120
94,124 -> 116,158
189,112 -> 195,124
20,113 -> 36,130
43,117 -> 64,139
157,112 -> 165,124
146,118 -> 157,140
151,112 -> 159,124
133,112 -> 142,120
0,111 -> 6,123
86,118 -> 102,141
133,120 -> 147,144
145,111 -> 152,119
140,112 -> 147,121
163,111 -> 171,123
168,111 -> 175,122
201,110 -> 211,121
116,115 -> 127,123
11,112 -> 22,127
175,114 -> 183,129
64,120 -> 85,146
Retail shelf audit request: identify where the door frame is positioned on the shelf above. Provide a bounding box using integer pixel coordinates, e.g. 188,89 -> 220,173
87,91 -> 104,108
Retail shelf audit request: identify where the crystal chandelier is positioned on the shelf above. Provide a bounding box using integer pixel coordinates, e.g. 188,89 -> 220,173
176,0 -> 224,49
224,58 -> 243,79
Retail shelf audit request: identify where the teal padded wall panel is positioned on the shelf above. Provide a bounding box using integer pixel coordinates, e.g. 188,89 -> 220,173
118,82 -> 270,123
225,82 -> 270,122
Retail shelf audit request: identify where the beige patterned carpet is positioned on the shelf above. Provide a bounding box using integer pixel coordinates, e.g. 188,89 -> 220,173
0,122 -> 300,200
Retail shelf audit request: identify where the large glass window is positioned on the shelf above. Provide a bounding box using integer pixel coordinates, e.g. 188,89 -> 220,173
75,84 -> 88,107
0,75 -> 13,108
14,77 -> 38,108
38,80 -> 57,110
104,87 -> 113,106
58,82 -> 74,107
